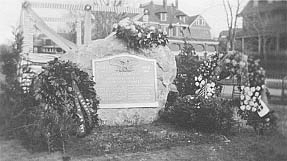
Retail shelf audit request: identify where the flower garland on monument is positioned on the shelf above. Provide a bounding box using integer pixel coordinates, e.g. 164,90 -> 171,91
113,18 -> 168,50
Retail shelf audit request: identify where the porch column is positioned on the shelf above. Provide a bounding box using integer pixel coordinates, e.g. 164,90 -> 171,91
258,35 -> 262,54
241,37 -> 245,53
276,32 -> 280,53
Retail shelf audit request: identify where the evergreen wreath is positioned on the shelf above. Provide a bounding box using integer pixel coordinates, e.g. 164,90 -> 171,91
113,19 -> 168,50
34,59 -> 99,151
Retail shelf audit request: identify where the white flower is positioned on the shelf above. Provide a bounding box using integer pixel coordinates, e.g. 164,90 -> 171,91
244,86 -> 250,91
239,61 -> 246,68
240,95 -> 245,100
244,100 -> 248,105
249,101 -> 254,106
147,33 -> 151,38
201,80 -> 206,85
245,95 -> 251,101
195,82 -> 200,87
251,87 -> 256,92
252,96 -> 257,101
248,91 -> 253,96
225,59 -> 231,63
240,105 -> 246,111
195,77 -> 198,81
130,25 -> 136,32
256,86 -> 261,91
251,107 -> 257,112
265,118 -> 270,122
112,23 -> 118,29
246,105 -> 251,110
207,92 -> 213,97
198,75 -> 202,81
254,102 -> 258,107
255,92 -> 259,97
232,60 -> 237,66
207,87 -> 212,93
210,82 -> 215,87
138,32 -> 142,37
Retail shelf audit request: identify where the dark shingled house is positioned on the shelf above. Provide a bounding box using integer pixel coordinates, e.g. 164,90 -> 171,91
236,0 -> 287,56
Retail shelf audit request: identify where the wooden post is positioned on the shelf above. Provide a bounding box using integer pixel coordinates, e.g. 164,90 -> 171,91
258,35 -> 261,55
76,20 -> 82,46
84,4 -> 92,44
241,37 -> 245,53
22,9 -> 34,53
282,76 -> 287,101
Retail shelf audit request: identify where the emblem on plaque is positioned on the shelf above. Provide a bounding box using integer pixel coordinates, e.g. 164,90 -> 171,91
110,58 -> 136,72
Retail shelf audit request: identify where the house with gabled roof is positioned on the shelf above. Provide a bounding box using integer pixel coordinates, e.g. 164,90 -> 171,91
138,0 -> 218,56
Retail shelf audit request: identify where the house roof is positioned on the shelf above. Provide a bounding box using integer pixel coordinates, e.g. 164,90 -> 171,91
239,0 -> 287,16
186,15 -> 199,24
139,1 -> 198,25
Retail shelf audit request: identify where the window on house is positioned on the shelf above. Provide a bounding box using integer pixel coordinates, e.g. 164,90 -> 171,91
160,13 -> 167,21
201,19 -> 205,26
173,27 -> 177,37
169,28 -> 173,37
194,19 -> 205,26
162,26 -> 168,34
45,39 -> 52,46
179,16 -> 186,23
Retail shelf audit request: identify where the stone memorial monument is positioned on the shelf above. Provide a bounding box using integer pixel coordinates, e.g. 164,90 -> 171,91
61,33 -> 176,125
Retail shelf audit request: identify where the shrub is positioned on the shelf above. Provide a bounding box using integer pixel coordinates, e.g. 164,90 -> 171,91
161,96 -> 235,134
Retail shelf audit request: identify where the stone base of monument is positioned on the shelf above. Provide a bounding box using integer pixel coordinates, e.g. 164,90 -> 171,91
60,32 -> 177,126
97,108 -> 160,125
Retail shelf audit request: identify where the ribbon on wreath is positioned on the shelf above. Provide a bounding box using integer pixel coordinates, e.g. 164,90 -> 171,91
71,73 -> 96,136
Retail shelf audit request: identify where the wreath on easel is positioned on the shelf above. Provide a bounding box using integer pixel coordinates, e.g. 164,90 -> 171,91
200,51 -> 277,133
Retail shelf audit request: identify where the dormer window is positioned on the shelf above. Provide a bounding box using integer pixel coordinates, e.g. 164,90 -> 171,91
160,13 -> 167,21
195,19 -> 205,26
179,16 -> 186,23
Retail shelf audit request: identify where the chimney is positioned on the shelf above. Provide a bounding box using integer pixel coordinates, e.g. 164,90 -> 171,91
175,0 -> 178,8
163,0 -> 167,8
253,0 -> 259,6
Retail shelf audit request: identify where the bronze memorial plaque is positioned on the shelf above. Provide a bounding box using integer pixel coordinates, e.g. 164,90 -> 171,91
92,54 -> 158,108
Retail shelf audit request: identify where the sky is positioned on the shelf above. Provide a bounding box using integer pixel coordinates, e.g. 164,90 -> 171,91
0,0 -> 249,44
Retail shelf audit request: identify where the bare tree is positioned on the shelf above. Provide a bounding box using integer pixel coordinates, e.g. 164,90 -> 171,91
91,0 -> 127,39
223,0 -> 241,51
66,0 -> 127,42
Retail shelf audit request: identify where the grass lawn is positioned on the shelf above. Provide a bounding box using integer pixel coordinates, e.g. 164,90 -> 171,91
1,104 -> 287,161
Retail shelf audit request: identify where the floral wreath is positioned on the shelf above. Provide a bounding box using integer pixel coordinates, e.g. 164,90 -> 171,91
189,52 -> 270,119
112,18 -> 168,50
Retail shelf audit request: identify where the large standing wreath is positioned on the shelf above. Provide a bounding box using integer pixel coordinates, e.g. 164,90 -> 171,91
33,58 -> 99,151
